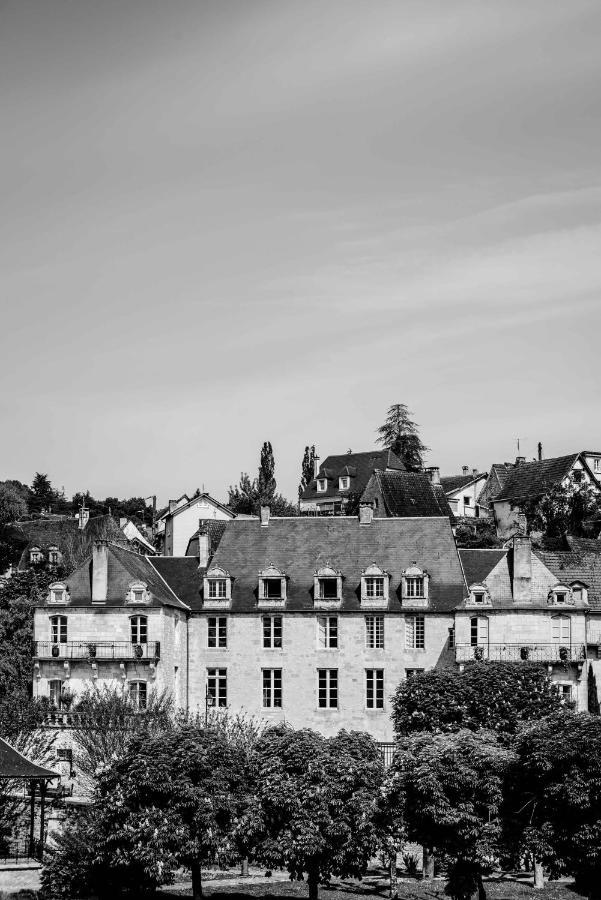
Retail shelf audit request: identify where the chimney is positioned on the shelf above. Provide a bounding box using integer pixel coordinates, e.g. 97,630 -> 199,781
515,456 -> 526,466
472,468 -> 478,477
425,466 -> 440,485
462,466 -> 469,476
512,535 -> 532,603
197,524 -> 210,568
119,517 -> 127,528
78,506 -> 90,530
168,499 -> 178,513
538,442 -> 543,462
313,456 -> 320,479
359,503 -> 373,526
260,505 -> 270,527
91,541 -> 109,604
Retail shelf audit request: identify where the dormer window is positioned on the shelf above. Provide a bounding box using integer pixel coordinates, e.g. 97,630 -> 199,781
258,565 -> 287,608
314,565 -> 343,607
467,583 -> 491,606
571,582 -> 588,605
48,546 -> 60,566
339,476 -> 350,491
48,582 -> 68,605
401,565 -> 430,607
203,567 -> 232,607
30,547 -> 42,564
548,584 -> 574,606
317,478 -> 327,493
126,582 -> 150,605
360,564 -> 390,608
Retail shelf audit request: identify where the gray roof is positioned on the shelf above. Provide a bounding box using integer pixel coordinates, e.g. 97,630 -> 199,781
494,454 -> 581,503
300,450 -> 405,503
364,470 -> 454,518
535,549 -> 601,610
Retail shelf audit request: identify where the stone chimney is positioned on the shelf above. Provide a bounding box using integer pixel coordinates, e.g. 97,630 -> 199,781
515,456 -> 526,466
260,505 -> 270,527
512,535 -> 532,603
91,541 -> 109,604
197,524 -> 210,568
78,506 -> 90,530
313,456 -> 320,479
462,466 -> 469,475
168,499 -> 178,513
538,442 -> 543,462
426,466 -> 440,485
359,503 -> 373,526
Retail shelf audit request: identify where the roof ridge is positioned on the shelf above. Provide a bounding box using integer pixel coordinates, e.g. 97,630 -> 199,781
148,557 -> 191,610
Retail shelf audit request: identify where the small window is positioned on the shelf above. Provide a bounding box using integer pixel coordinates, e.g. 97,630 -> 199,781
50,615 -> 68,644
555,592 -> 566,604
473,592 -> 485,604
208,580 -> 227,599
594,459 -> 601,473
262,578 -> 282,599
319,578 -> 338,600
30,548 -> 42,564
405,614 -> 425,649
262,669 -> 282,708
573,470 -> 584,484
130,615 -> 148,644
48,548 -> 60,566
365,577 -> 385,598
558,683 -> 572,704
366,669 -> 384,709
204,567 -> 232,604
207,668 -> 227,707
365,615 -> 384,649
263,615 -> 282,649
406,577 -> 425,598
448,626 -> 455,648
405,668 -> 425,679
208,616 -> 227,648
128,681 -> 147,710
317,479 -> 327,492
49,583 -> 68,604
463,496 -> 471,506
339,476 -> 350,491
318,616 -> 338,648
132,589 -> 144,603
318,669 -> 338,708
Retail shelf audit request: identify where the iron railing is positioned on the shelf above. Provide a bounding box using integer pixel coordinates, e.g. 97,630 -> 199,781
33,641 -> 160,661
455,643 -> 586,663
377,742 -> 396,768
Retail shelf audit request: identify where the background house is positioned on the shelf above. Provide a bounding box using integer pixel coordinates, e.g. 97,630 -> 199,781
299,449 -> 405,515
440,467 -> 488,518
162,492 -> 234,556
361,468 -> 453,519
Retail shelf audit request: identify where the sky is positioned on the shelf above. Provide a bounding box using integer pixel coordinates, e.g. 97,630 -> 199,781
1,0 -> 600,506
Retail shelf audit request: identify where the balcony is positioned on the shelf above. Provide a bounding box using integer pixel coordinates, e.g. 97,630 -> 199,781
33,641 -> 160,661
455,643 -> 586,664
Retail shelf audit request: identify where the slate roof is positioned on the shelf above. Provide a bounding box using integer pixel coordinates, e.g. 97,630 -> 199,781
535,549 -> 601,610
566,536 -> 601,553
17,515 -> 128,570
0,738 -> 58,780
441,473 -> 485,494
459,549 -> 508,586
185,520 -> 228,557
300,450 -> 405,503
151,556 -> 203,610
364,470 -> 454,518
209,516 -> 466,613
50,543 -> 188,610
494,454 -> 580,503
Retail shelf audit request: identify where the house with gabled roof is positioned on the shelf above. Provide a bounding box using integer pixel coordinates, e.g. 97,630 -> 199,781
299,449 -> 405,515
162,492 -> 235,556
361,468 -> 453,519
490,452 -> 601,538
440,467 -> 489,518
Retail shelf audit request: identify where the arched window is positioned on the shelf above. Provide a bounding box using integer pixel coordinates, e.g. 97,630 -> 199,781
30,547 -> 42,564
130,615 -> 148,644
470,616 -> 489,647
128,681 -> 147,710
50,615 -> 68,644
551,614 -> 571,644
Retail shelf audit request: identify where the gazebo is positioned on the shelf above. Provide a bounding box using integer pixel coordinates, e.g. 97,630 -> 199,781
0,737 -> 59,860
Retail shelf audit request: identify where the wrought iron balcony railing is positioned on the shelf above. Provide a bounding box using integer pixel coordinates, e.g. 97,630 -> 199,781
455,643 -> 586,664
33,641 -> 160,661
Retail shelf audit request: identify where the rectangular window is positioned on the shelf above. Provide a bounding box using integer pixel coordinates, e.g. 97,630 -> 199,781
207,668 -> 227,707
49,679 -> 64,708
473,592 -> 485,604
318,616 -> 338,648
365,615 -> 384,649
208,616 -> 227,648
405,614 -> 425,649
130,616 -> 148,644
318,578 -> 339,600
405,668 -> 425,679
128,681 -> 147,710
262,578 -> 282,600
132,589 -> 145,603
449,626 -> 455,648
208,580 -> 227,599
317,479 -> 327,492
262,669 -> 282,708
263,615 -> 282,649
366,669 -> 384,709
594,459 -> 601,473
405,577 -> 425,598
558,684 -> 572,703
318,669 -> 338,708
463,496 -> 471,506
339,476 -> 349,490
365,577 -> 385,598
50,616 -> 68,644
573,470 -> 584,483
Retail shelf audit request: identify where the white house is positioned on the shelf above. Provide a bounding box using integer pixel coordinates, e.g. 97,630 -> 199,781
162,493 -> 234,556
440,467 -> 489,518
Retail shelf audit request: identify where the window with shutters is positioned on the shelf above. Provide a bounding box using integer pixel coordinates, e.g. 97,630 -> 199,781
470,616 -> 489,647
551,614 -> 571,644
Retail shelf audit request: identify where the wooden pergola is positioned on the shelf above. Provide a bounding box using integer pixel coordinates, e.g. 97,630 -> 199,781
0,737 -> 59,860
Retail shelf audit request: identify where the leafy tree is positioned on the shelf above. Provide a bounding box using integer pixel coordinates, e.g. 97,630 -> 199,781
228,443 -> 298,516
507,712 -> 601,899
391,663 -> 565,738
0,569 -> 56,699
30,472 -> 55,513
244,726 -> 383,900
0,485 -> 27,526
299,445 -> 317,498
376,404 -> 429,472
390,730 -> 513,900
521,482 -> 601,539
42,724 -> 247,899
258,440 -> 276,505
454,521 -> 502,549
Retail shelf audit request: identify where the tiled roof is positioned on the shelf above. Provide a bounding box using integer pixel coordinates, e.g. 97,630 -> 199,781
478,464 -> 515,506
494,454 -> 580,503
566,536 -> 601,553
535,549 -> 601,609
150,556 -> 203,610
185,520 -> 228,557
0,738 -> 58,780
209,516 -> 466,613
55,544 -> 188,610
300,450 -> 405,503
441,474 -> 485,494
459,549 -> 507,586
364,470 -> 454,518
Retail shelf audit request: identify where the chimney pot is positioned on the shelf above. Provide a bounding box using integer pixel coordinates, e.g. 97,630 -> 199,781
91,541 -> 109,604
359,503 -> 373,526
462,466 -> 469,475
260,505 -> 270,527
515,456 -> 526,466
426,466 -> 440,485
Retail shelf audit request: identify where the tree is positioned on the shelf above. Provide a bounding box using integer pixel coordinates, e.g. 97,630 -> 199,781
0,485 -> 27,526
390,730 -> 513,900
42,724 -> 247,899
258,441 -> 276,505
30,472 -> 56,513
521,482 -> 601,539
391,663 -> 565,738
507,712 -> 601,899
376,404 -> 428,472
299,445 -> 317,498
244,727 -> 383,900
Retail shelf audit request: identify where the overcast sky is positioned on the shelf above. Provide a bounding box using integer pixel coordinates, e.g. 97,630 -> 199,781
1,0 -> 600,506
